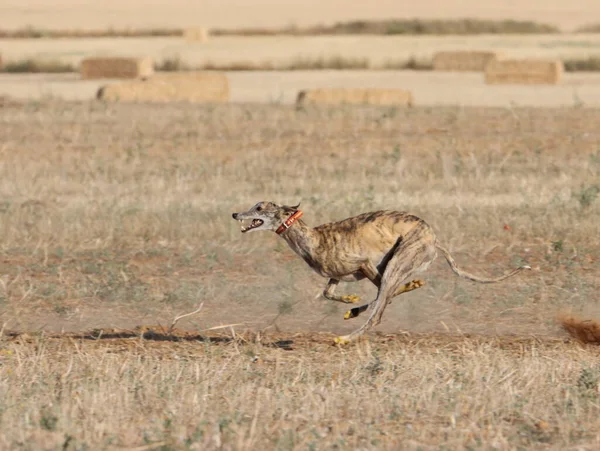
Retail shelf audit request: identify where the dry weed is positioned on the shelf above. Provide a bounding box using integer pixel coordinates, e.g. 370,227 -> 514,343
212,19 -> 560,36
1,59 -> 74,73
0,19 -> 561,40
3,55 -> 600,74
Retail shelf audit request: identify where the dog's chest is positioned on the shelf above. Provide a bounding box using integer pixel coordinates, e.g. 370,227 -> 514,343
303,248 -> 365,278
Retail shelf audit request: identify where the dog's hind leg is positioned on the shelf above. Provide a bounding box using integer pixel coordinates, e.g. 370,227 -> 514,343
323,279 -> 360,304
343,279 -> 425,320
342,256 -> 425,320
335,226 -> 437,344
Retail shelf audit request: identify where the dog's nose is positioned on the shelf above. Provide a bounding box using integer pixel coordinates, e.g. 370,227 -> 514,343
232,213 -> 238,219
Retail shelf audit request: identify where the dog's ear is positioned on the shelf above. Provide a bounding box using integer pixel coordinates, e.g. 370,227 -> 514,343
283,202 -> 301,213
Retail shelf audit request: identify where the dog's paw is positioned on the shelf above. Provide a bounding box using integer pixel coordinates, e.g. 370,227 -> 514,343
406,279 -> 425,290
344,307 -> 361,320
334,335 -> 351,345
341,294 -> 360,304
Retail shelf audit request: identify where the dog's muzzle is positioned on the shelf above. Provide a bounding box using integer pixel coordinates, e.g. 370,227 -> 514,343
232,213 -> 264,233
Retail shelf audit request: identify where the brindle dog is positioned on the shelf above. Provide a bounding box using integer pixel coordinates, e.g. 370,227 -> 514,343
232,202 -> 530,344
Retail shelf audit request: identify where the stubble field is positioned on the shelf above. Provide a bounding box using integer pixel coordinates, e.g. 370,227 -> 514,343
0,100 -> 599,449
5,33 -> 600,107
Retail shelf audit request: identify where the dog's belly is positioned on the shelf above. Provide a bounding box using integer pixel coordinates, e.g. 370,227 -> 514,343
307,258 -> 362,279
306,250 -> 384,280
338,272 -> 367,282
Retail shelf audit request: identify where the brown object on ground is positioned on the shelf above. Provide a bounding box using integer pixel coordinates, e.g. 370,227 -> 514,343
80,57 -> 154,80
97,71 -> 229,103
433,51 -> 501,72
558,314 -> 600,344
485,58 -> 563,85
296,88 -> 413,106
184,27 -> 210,42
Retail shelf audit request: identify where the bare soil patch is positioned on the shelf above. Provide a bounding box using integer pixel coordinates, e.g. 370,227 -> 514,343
1,328 -> 579,356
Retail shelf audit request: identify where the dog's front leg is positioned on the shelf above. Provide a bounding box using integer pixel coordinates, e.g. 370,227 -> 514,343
323,279 -> 360,304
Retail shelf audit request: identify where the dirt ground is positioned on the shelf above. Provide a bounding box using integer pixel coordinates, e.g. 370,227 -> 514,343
0,327 -> 582,359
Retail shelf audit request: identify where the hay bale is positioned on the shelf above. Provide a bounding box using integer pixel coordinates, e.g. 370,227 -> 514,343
296,89 -> 413,106
97,71 -> 229,103
80,57 -> 154,80
433,51 -> 501,72
184,27 -> 210,42
485,59 -> 563,85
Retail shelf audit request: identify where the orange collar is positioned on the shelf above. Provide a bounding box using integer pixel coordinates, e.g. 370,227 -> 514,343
275,210 -> 303,235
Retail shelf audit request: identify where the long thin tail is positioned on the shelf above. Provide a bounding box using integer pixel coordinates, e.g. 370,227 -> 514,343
436,243 -> 530,284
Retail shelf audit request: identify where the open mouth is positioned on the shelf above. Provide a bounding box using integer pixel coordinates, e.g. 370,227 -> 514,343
239,219 -> 264,233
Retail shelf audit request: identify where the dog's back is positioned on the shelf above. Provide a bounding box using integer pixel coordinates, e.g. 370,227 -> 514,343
314,210 -> 435,256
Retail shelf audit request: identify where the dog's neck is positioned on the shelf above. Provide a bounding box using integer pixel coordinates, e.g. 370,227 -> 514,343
277,218 -> 318,262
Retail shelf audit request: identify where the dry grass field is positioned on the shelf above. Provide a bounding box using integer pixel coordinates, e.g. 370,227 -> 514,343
4,32 -> 600,107
2,330 -> 600,450
0,100 -> 599,449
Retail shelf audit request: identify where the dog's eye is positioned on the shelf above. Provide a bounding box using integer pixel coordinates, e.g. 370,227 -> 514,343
256,206 -> 263,212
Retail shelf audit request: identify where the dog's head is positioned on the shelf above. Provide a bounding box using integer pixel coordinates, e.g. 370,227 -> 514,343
232,201 -> 300,233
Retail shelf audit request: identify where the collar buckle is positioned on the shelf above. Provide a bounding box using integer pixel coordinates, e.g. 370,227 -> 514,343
276,210 -> 303,235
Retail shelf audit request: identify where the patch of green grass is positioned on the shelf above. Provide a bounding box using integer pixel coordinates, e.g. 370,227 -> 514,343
39,408 -> 58,431
573,184 -> 600,208
278,300 -> 294,315
552,240 -> 564,253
